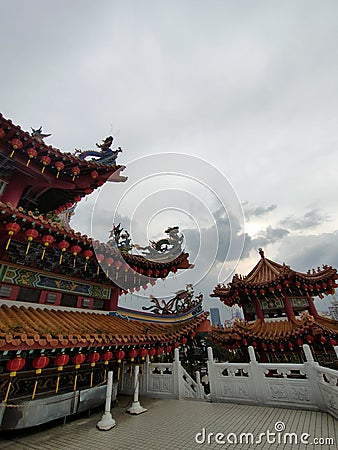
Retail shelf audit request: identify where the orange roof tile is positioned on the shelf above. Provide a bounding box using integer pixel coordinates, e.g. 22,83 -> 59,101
0,304 -> 208,350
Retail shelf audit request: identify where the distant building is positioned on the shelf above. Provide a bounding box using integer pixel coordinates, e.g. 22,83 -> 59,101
329,298 -> 338,320
210,308 -> 222,327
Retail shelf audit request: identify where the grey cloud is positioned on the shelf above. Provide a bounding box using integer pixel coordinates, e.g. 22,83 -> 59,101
280,209 -> 330,231
245,204 -> 277,220
252,225 -> 290,247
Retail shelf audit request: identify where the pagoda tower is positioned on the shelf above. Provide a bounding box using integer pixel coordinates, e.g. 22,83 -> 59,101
0,114 -> 207,428
210,249 -> 338,365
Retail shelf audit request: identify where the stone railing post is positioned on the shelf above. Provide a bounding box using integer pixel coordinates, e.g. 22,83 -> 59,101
302,344 -> 326,411
174,348 -> 183,399
206,347 -> 216,401
247,346 -> 264,404
195,370 -> 204,399
334,346 -> 338,359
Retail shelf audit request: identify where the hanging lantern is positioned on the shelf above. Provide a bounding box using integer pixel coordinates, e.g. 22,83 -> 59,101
135,286 -> 140,292
161,268 -> 168,279
82,249 -> 93,271
10,138 -> 23,157
88,352 -> 100,387
172,342 -> 179,349
91,170 -> 99,179
157,346 -> 164,357
164,344 -> 172,355
73,195 -> 82,203
261,343 -> 267,350
105,257 -> 114,276
58,240 -> 70,264
54,161 -> 65,178
153,269 -> 160,278
41,235 -> 55,260
288,342 -> 294,350
319,336 -> 326,344
148,347 -> 156,360
143,284 -> 148,290
102,350 -> 113,381
115,349 -> 125,380
0,128 -> 5,139
96,253 -> 105,274
329,338 -> 337,346
26,147 -> 38,166
122,263 -> 130,282
84,188 -> 93,195
64,202 -> 73,210
5,222 -> 20,250
146,268 -> 152,277
242,338 -> 248,346
139,348 -> 148,360
54,353 -> 69,393
128,348 -> 138,362
71,166 -> 80,181
278,343 -> 284,351
70,245 -> 82,267
25,228 -> 39,254
114,260 -> 123,280
297,338 -> 303,347
31,355 -> 49,399
189,331 -> 196,339
306,335 -> 314,344
40,155 -> 51,173
72,352 -> 86,391
270,343 -> 275,352
5,356 -> 26,402
252,289 -> 257,296
171,266 -> 178,274
181,337 -> 188,345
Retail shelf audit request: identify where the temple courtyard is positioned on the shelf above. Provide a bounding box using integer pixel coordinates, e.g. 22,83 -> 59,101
0,397 -> 336,450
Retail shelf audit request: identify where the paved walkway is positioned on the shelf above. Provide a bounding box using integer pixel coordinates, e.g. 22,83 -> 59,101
0,397 -> 337,450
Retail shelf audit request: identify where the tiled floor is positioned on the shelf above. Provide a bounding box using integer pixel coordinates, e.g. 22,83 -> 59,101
0,397 -> 337,450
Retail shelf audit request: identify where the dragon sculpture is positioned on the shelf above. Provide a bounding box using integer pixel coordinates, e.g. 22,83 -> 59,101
31,127 -> 51,143
142,284 -> 203,315
75,136 -> 122,165
107,223 -> 133,252
134,226 -> 183,261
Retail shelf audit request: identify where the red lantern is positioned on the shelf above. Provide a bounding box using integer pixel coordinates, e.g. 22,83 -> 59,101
146,268 -> 152,277
41,234 -> 55,260
128,348 -> 138,362
242,338 -> 248,346
96,253 -> 105,274
329,338 -> 337,346
157,346 -> 164,356
54,353 -> 69,393
72,353 -> 85,391
153,269 -> 160,278
252,289 -> 257,296
25,228 -> 39,254
40,155 -> 51,173
71,166 -> 80,181
116,349 -> 125,363
70,245 -> 82,267
189,331 -> 196,338
319,336 -> 326,344
64,202 -> 73,210
278,343 -> 284,351
91,170 -> 99,179
148,347 -> 156,360
0,128 -> 5,139
54,353 -> 69,368
4,356 -> 26,402
58,240 -> 70,264
82,249 -> 93,271
297,338 -> 303,347
84,188 -> 93,195
172,342 -> 179,349
181,337 -> 188,345
102,350 -> 113,363
171,266 -> 178,274
5,222 -> 21,250
139,348 -> 148,360
164,345 -> 172,354
88,352 -> 100,366
32,355 -> 49,371
105,257 -> 114,276
10,138 -> 23,157
54,161 -> 65,178
122,263 -> 130,281
261,343 -> 267,350
26,147 -> 38,166
288,342 -> 294,350
161,269 -> 168,279
114,260 -> 123,280
306,335 -> 314,344
6,356 -> 26,373
73,195 -> 82,203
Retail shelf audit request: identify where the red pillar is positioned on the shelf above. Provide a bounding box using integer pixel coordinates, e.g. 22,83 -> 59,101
105,286 -> 120,311
282,296 -> 295,320
307,297 -> 319,318
1,173 -> 27,208
254,298 -> 265,321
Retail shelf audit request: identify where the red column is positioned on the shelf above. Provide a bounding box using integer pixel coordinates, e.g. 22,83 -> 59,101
307,297 -> 319,318
105,286 -> 120,311
254,298 -> 265,321
282,296 -> 295,320
1,173 -> 27,208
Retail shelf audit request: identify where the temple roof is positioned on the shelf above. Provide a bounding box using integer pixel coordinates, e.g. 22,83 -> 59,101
209,313 -> 338,345
212,251 -> 338,305
0,200 -> 192,289
0,304 -> 209,351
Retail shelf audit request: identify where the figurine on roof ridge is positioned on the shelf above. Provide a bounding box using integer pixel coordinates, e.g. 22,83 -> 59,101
75,135 -> 122,165
134,226 -> 183,260
31,126 -> 51,143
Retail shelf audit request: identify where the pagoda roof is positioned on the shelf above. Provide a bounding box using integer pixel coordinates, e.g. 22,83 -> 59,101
212,251 -> 338,305
0,113 -> 127,211
0,200 -> 192,288
209,313 -> 338,345
0,304 -> 209,351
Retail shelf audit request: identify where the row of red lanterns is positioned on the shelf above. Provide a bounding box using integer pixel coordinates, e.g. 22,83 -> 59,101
237,335 -> 337,352
4,136 -> 101,182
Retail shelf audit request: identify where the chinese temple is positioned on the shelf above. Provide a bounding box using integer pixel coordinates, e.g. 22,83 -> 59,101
210,249 -> 338,365
0,114 -> 207,429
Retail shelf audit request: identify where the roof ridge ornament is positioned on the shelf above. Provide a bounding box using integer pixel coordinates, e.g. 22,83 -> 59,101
258,248 -> 264,258
31,126 -> 51,144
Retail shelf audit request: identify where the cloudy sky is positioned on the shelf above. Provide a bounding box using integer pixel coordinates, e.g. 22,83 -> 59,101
1,1 -> 338,319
